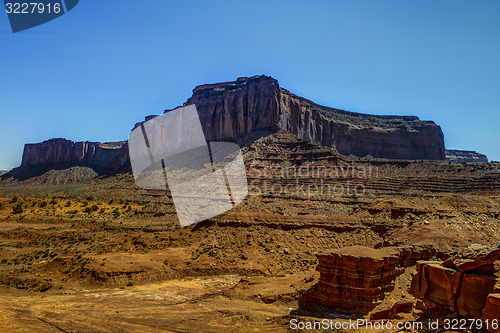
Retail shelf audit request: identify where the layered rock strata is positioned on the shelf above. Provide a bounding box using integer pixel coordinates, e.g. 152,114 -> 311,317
21,138 -> 128,171
14,75 -> 450,175
279,87 -> 445,160
183,75 -> 446,160
299,245 -> 440,315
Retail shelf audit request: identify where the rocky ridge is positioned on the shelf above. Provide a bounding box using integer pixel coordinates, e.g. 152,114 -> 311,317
3,138 -> 129,181
21,138 -> 128,170
279,86 -> 445,160
299,245 -> 442,315
410,243 -> 500,331
184,75 -> 446,160
11,75 -> 450,178
300,243 -> 500,332
446,149 -> 489,163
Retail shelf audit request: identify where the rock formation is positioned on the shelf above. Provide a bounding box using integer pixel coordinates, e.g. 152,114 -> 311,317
182,75 -> 446,160
299,245 -> 441,315
21,138 -> 128,171
279,87 -> 445,160
410,243 -> 500,331
446,149 -> 488,163
183,76 -> 281,142
299,246 -> 401,314
12,75 -> 453,175
484,293 -> 500,333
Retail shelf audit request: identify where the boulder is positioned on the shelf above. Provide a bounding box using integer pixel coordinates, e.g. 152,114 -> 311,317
410,261 -> 461,312
411,243 -> 500,320
457,273 -> 496,317
443,242 -> 500,273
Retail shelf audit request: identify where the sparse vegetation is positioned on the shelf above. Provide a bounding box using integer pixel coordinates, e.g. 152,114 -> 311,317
12,203 -> 23,214
0,153 -> 498,330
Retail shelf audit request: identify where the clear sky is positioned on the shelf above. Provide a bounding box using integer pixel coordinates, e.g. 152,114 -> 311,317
1,0 -> 499,170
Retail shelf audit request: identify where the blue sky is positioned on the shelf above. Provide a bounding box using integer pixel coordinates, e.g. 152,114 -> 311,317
1,0 -> 499,169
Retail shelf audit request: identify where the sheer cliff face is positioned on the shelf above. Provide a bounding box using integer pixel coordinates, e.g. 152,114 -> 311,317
19,75 -> 446,171
21,138 -> 128,170
185,75 -> 445,160
184,76 -> 281,142
279,89 -> 445,160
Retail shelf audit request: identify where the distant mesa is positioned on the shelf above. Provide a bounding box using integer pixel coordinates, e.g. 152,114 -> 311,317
2,75 -> 490,179
445,149 -> 488,164
183,75 -> 446,160
20,138 -> 128,171
138,75 -> 447,161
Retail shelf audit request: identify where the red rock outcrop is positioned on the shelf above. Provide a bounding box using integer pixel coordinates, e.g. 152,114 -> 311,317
300,246 -> 401,313
443,243 -> 500,274
152,75 -> 446,160
184,76 -> 281,142
279,88 -> 445,160
415,262 -> 460,312
15,75 -> 448,175
484,294 -> 500,333
299,245 -> 441,315
21,138 -> 128,171
410,242 -> 500,330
